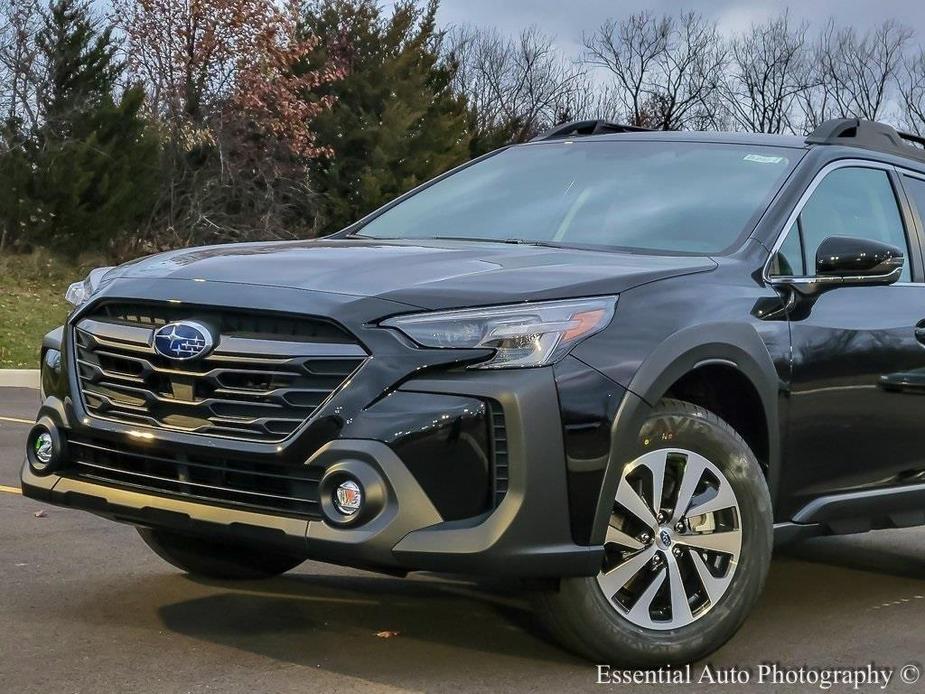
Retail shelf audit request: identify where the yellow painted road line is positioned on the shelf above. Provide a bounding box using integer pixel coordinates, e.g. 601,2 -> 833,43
0,484 -> 22,495
0,415 -> 34,425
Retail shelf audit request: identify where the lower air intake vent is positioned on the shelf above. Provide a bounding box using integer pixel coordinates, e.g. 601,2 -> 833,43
489,401 -> 509,507
64,436 -> 324,519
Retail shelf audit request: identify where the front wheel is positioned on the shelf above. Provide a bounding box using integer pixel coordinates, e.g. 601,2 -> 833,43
535,398 -> 773,666
137,528 -> 304,580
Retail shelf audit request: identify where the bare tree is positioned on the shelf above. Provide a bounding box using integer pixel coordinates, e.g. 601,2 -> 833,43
449,24 -> 585,142
583,11 -> 725,130
898,48 -> 925,134
553,72 -> 612,122
659,12 -> 727,130
0,0 -> 41,130
582,12 -> 669,127
690,87 -> 734,131
720,11 -> 812,134
0,0 -> 42,254
801,19 -> 912,129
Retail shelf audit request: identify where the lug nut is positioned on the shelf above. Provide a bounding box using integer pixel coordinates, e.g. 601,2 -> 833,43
656,512 -> 666,523
639,533 -> 651,545
675,521 -> 686,532
673,546 -> 683,557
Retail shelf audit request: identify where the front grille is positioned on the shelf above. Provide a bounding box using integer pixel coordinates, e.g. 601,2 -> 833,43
74,303 -> 367,443
98,303 -> 355,343
65,436 -> 323,518
489,401 -> 509,506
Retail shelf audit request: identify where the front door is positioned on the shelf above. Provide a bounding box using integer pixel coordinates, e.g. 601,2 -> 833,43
769,163 -> 925,519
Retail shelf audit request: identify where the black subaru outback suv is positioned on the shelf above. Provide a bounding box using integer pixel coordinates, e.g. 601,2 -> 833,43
22,118 -> 925,665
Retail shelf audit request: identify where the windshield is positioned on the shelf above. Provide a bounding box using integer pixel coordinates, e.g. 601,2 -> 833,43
355,141 -> 799,254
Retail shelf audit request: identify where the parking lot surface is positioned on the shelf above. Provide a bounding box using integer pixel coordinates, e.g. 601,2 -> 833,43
1,386 -> 923,693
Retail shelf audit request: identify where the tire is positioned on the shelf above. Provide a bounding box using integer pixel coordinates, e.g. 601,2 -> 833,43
137,527 -> 304,580
535,398 -> 773,666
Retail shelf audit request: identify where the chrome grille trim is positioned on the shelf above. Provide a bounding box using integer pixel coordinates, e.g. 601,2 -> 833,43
73,306 -> 366,443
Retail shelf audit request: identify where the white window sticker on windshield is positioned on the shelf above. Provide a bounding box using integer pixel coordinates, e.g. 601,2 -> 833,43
744,154 -> 787,164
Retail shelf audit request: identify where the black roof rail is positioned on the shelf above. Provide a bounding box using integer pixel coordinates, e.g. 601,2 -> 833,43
531,119 -> 654,142
897,128 -> 925,151
805,118 -> 925,164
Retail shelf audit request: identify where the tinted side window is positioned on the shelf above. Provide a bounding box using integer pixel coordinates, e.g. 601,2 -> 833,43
799,168 -> 910,281
770,220 -> 805,276
902,174 -> 925,238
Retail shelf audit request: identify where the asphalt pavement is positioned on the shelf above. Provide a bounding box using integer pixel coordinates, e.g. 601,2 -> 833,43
1,386 -> 923,693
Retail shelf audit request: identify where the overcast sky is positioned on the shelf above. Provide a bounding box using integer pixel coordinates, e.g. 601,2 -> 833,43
435,0 -> 925,54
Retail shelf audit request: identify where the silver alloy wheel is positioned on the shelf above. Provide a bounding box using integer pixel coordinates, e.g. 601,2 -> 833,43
596,448 -> 742,631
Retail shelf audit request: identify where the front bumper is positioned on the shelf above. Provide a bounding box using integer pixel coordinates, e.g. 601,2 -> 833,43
23,368 -> 606,578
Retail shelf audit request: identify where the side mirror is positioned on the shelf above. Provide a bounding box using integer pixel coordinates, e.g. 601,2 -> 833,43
815,235 -> 904,284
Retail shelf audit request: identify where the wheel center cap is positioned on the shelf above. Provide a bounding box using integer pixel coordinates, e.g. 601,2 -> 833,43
657,528 -> 673,550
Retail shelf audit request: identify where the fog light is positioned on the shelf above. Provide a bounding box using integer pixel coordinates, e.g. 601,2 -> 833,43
27,420 -> 65,476
34,432 -> 54,465
334,480 -> 363,516
318,462 -> 384,527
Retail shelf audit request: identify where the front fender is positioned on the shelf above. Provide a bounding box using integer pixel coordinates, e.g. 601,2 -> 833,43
588,322 -> 783,545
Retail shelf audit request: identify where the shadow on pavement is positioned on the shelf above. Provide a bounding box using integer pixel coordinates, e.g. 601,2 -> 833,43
777,534 -> 925,581
138,533 -> 924,677
155,571 -> 582,673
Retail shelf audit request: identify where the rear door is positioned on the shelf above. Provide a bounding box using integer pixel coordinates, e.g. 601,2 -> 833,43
768,160 -> 925,519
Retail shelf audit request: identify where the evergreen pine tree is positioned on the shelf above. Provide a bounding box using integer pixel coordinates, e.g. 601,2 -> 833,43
303,0 -> 471,232
0,123 -> 34,253
22,0 -> 158,255
37,0 -> 120,137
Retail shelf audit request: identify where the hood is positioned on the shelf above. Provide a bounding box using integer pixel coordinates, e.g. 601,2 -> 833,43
117,238 -> 717,310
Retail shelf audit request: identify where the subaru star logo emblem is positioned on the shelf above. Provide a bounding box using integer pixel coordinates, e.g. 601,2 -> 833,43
153,321 -> 214,361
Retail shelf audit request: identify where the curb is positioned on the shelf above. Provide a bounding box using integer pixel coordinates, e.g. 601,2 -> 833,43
0,370 -> 40,389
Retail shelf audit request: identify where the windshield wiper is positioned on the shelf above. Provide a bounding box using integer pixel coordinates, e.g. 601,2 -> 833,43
424,236 -> 562,248
501,238 -> 561,248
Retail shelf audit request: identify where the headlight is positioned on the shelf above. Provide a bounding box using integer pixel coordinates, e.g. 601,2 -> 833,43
64,266 -> 116,308
381,296 -> 617,369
